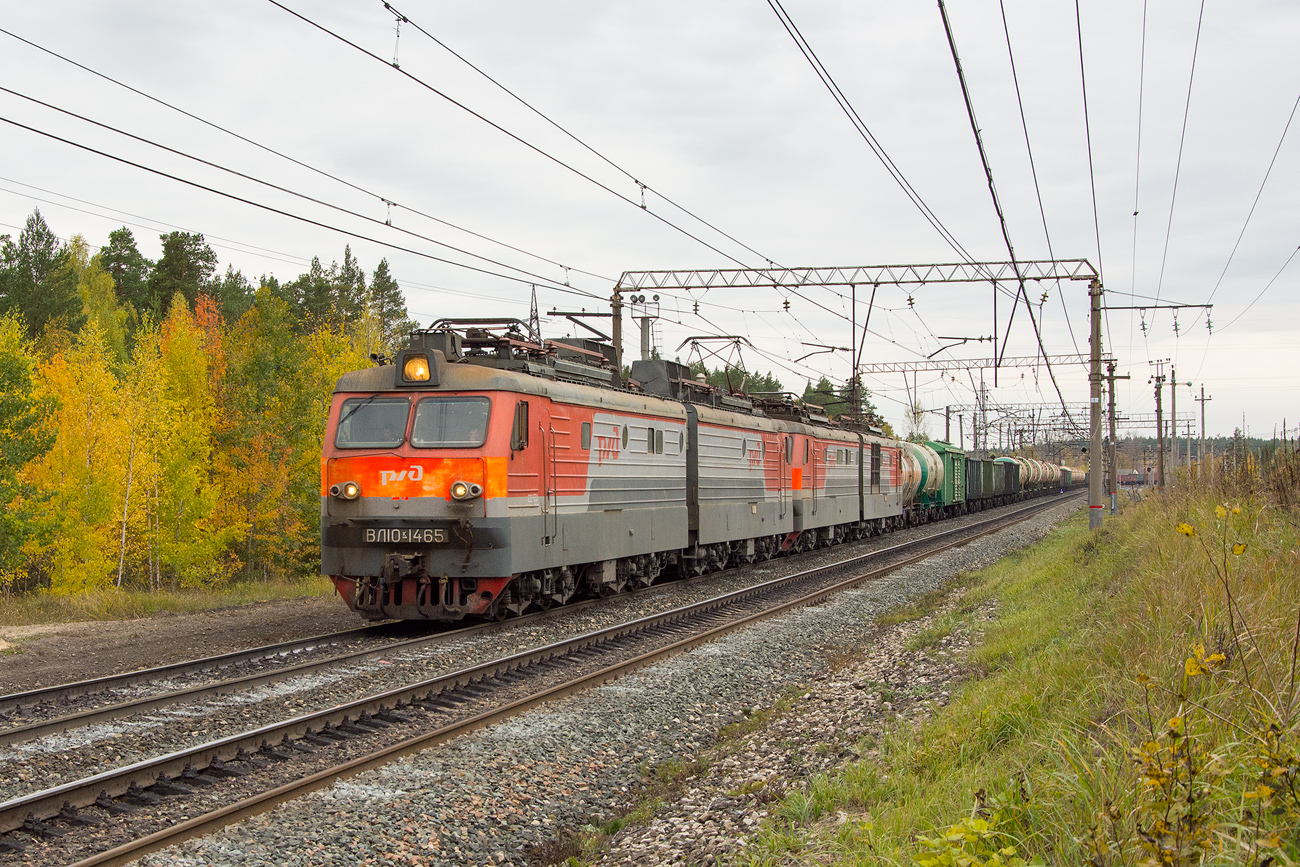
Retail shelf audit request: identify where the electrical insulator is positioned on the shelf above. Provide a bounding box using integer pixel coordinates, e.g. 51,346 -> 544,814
907,295 -> 914,307
782,299 -> 790,311
693,301 -> 699,314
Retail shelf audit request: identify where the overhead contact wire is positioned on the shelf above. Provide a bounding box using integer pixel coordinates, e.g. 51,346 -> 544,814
764,0 -> 988,276
0,25 -> 605,284
0,114 -> 603,297
266,0 -> 751,268
0,84 -> 592,292
382,1 -> 779,269
1153,0 -> 1207,307
997,0 -> 1079,355
937,0 -> 1073,425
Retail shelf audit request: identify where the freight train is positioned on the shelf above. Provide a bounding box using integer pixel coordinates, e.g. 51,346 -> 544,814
321,320 -> 1077,621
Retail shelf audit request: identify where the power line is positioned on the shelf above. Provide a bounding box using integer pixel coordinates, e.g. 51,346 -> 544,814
1074,0 -> 1105,283
381,1 -> 778,269
937,0 -> 1073,424
1153,0 -> 1207,307
0,84 -> 586,292
265,0 -> 752,268
1128,0 -> 1149,364
0,113 -> 604,299
763,0 -> 983,270
1217,245 -> 1299,332
997,0 -> 1079,355
0,176 -> 311,268
0,25 -> 608,286
1204,88 -> 1300,307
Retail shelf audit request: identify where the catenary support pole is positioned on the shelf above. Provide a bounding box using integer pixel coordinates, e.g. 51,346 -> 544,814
1089,278 -> 1104,529
1170,367 -> 1177,488
1106,361 -> 1128,513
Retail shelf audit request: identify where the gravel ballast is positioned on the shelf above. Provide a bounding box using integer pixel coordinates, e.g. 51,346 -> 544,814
128,498 -> 1081,867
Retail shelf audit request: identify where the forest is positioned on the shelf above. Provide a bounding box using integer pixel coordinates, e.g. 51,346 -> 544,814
0,208 -> 886,600
0,209 -> 414,597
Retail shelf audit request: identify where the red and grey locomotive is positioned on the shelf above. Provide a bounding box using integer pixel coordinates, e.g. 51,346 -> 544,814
321,319 -> 910,621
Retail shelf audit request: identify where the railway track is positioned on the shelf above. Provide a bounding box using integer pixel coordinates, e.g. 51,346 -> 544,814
0,493 -> 1078,866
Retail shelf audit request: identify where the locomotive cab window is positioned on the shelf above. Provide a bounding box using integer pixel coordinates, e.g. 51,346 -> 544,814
510,401 -> 529,451
411,396 -> 490,448
335,396 -> 410,449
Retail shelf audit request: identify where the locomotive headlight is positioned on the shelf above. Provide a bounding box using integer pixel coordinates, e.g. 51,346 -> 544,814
449,480 -> 483,501
331,481 -> 361,500
402,353 -> 431,382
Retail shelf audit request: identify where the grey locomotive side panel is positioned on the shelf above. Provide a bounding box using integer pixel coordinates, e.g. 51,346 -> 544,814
692,407 -> 789,545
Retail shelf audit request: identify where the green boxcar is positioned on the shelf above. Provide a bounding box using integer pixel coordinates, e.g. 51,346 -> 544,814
925,440 -> 967,512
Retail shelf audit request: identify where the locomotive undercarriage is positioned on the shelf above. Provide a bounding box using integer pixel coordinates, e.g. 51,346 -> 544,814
334,491 -> 1062,622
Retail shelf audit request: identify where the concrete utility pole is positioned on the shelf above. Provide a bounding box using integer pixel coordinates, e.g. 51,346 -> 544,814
1089,278 -> 1104,529
1195,386 -> 1211,482
1170,366 -> 1178,489
1106,361 -> 1129,514
610,290 -> 623,388
1150,360 -> 1168,490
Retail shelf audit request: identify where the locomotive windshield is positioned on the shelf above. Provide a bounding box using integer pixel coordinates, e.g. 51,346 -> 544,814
334,396 -> 410,449
412,396 -> 491,448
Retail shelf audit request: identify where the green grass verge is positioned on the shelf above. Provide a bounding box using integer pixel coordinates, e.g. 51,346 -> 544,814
737,489 -> 1300,866
0,574 -> 338,627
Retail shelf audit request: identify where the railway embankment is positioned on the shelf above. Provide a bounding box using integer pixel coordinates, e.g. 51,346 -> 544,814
570,487 -> 1300,867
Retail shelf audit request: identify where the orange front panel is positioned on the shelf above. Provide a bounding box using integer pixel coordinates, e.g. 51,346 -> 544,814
324,454 -> 504,499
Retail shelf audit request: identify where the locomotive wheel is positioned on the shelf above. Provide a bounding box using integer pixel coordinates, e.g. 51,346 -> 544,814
490,586 -> 515,620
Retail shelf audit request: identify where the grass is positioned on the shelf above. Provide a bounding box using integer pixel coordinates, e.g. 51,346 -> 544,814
0,574 -> 338,627
732,485 -> 1300,866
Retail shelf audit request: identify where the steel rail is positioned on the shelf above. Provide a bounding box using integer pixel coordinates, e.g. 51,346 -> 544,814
0,598 -> 593,747
60,493 -> 1077,867
2,492 -> 1075,851
0,624 -> 388,715
0,593 -> 620,737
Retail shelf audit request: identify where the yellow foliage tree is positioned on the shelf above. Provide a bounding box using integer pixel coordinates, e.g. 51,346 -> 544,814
23,323 -> 125,593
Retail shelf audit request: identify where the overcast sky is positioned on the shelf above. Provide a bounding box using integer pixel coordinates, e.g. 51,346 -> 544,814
2,0 -> 1297,441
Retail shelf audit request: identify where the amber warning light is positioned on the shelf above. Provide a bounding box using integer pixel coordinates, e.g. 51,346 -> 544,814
402,354 -> 431,382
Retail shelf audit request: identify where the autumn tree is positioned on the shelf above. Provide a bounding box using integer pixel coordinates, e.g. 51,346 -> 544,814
66,235 -> 130,368
23,323 -> 124,593
0,313 -> 53,594
153,296 -> 237,586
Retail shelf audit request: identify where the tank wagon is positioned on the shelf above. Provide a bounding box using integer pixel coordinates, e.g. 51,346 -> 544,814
321,321 -> 1070,621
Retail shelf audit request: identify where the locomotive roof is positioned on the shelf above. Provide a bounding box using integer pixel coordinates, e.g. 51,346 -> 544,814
333,356 -> 688,420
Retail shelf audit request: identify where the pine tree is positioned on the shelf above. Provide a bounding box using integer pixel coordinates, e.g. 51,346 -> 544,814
99,227 -> 152,313
146,231 -> 218,318
370,258 -> 414,353
0,209 -> 83,338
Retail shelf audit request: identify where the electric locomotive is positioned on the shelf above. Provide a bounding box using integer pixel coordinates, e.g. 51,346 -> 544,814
321,320 -> 909,621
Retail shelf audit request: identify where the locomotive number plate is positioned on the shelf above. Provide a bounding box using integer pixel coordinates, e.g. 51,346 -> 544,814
364,528 -> 447,544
